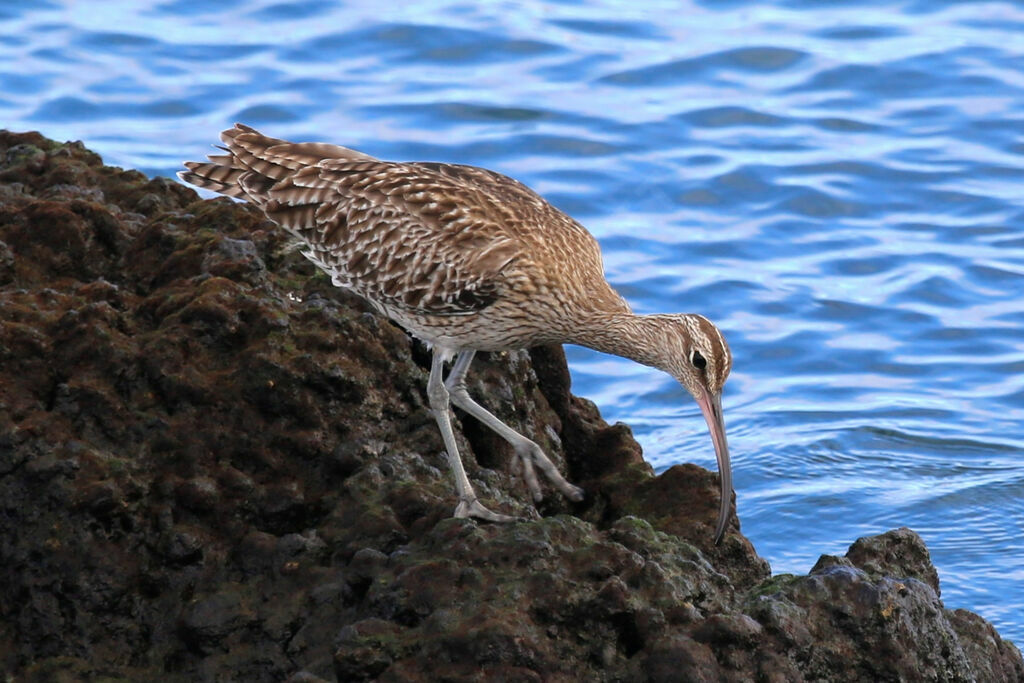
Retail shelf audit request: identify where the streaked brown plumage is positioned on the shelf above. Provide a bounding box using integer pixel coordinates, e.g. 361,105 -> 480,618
180,124 -> 735,543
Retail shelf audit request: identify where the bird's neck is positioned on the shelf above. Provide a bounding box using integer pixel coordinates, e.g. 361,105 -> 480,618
567,311 -> 678,371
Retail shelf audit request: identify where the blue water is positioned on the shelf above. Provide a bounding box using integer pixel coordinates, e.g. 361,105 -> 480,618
3,0 -> 1023,645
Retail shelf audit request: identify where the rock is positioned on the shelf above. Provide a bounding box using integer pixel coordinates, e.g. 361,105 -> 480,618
846,525 -> 942,595
1,129 -> 1021,682
746,564 -> 971,681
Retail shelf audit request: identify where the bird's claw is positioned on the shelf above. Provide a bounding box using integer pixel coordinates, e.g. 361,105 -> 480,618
561,482 -> 585,502
454,498 -> 522,523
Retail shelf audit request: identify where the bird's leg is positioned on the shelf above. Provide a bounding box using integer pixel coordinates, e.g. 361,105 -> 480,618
445,350 -> 585,504
427,351 -> 519,523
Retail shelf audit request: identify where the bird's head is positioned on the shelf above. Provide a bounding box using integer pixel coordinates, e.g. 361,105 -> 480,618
663,314 -> 732,398
571,310 -> 735,544
659,314 -> 733,544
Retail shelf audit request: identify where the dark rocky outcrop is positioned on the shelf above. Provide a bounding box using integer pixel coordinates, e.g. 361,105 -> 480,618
1,130 -> 1020,682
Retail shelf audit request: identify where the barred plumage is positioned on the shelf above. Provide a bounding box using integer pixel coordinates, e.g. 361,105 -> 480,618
180,124 -> 735,543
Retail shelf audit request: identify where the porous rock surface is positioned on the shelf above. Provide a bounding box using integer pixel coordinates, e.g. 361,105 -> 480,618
0,130 -> 1020,682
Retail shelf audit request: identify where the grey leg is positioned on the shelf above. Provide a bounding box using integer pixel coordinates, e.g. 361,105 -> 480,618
427,351 -> 518,522
445,350 -> 585,503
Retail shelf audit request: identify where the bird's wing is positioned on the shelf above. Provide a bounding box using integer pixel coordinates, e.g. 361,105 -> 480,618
184,126 -> 529,316
264,158 -> 525,316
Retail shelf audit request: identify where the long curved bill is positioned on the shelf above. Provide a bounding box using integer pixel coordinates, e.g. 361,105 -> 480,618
695,390 -> 731,544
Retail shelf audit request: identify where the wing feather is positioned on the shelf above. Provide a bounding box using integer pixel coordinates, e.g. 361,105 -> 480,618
181,124 -> 525,316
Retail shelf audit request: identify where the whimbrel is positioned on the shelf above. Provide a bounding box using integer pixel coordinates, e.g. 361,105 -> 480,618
179,124 -> 734,543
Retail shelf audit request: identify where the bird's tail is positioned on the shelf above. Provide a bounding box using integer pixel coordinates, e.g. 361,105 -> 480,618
177,123 -> 376,203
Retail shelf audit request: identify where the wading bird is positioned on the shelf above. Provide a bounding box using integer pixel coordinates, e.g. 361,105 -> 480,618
180,124 -> 734,543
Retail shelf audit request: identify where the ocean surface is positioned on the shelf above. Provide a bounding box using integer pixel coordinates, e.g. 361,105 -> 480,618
2,0 -> 1022,645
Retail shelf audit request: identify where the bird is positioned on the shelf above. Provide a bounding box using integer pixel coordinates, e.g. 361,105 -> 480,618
179,124 -> 734,543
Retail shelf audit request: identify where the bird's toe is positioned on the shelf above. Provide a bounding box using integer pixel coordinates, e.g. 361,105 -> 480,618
563,483 -> 585,503
454,498 -> 522,523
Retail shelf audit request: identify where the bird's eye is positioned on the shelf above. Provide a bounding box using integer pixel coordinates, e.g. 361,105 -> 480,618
690,350 -> 707,370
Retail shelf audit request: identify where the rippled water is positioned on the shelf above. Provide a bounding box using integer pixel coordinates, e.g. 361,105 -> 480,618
3,0 -> 1023,644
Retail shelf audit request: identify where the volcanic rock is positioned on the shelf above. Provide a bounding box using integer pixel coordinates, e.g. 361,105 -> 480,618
1,130 -> 1020,682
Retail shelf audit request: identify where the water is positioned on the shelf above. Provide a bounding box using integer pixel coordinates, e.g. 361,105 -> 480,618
3,0 -> 1023,645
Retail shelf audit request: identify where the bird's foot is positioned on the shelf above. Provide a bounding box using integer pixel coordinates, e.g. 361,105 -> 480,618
454,498 -> 522,523
513,446 -> 586,504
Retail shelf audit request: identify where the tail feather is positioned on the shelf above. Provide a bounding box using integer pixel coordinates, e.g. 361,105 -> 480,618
177,161 -> 249,198
178,123 -> 377,202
